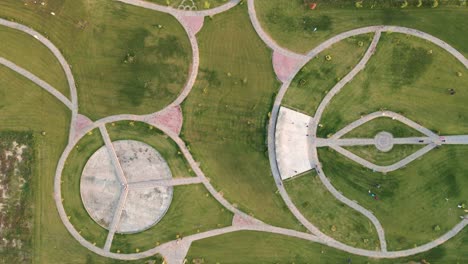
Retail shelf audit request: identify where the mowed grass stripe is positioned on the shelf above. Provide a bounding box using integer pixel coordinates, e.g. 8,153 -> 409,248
61,129 -> 108,248
106,121 -> 195,178
319,33 -> 468,137
255,1 -> 468,56
282,33 -> 373,117
344,144 -> 425,166
343,117 -> 424,139
0,27 -> 70,98
285,171 -> 380,250
0,0 -> 191,120
110,184 -> 233,254
319,145 -> 468,250
182,4 -> 304,231
186,229 -> 468,263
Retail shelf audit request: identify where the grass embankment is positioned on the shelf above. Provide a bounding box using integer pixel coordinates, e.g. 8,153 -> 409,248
0,66 -> 163,263
318,33 -> 468,137
111,184 -> 233,253
0,0 -> 191,120
282,33 -> 373,117
343,117 -> 424,138
285,171 -> 379,250
0,27 -> 69,97
319,146 -> 468,250
344,145 -> 424,166
61,129 -> 108,248
182,4 -> 303,231
187,228 -> 468,263
106,121 -> 195,178
255,0 -> 468,55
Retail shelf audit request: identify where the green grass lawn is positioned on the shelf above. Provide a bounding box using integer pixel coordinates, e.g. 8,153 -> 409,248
149,0 -> 227,9
61,128 -> 108,248
111,184 -> 233,254
343,117 -> 424,138
318,146 -> 468,250
255,1 -> 468,55
319,33 -> 468,138
282,33 -> 373,117
0,0 -> 191,120
181,4 -> 303,231
106,121 -> 195,178
186,228 -> 468,263
343,144 -> 424,166
285,171 -> 379,250
0,66 -> 144,263
0,26 -> 69,98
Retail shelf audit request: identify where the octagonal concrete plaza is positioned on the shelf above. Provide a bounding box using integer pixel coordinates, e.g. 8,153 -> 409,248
80,140 -> 173,234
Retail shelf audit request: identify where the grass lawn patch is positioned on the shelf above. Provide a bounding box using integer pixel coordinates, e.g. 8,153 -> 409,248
318,146 -> 468,250
61,128 -> 108,248
182,4 -> 303,231
106,121 -> 195,178
0,26 -> 69,98
187,228 -> 468,263
284,171 -> 379,250
255,1 -> 468,55
111,184 -> 233,254
343,117 -> 424,138
344,144 -> 425,166
0,66 -> 157,263
282,33 -> 373,117
0,0 -> 191,120
319,33 -> 468,138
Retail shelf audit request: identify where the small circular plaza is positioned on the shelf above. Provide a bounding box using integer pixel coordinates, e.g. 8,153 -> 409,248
80,140 -> 173,234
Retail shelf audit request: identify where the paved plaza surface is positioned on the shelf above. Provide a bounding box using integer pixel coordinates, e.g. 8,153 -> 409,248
81,140 -> 173,234
1,0 -> 467,263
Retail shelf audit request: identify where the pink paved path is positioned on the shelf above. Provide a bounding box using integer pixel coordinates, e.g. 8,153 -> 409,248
145,105 -> 183,135
179,15 -> 204,35
272,51 -> 304,83
73,114 -> 93,142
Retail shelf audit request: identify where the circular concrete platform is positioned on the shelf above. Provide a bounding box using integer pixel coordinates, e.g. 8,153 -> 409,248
374,132 -> 394,152
80,140 -> 173,234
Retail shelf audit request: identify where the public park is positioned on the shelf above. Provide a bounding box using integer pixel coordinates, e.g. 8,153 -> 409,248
0,0 -> 467,263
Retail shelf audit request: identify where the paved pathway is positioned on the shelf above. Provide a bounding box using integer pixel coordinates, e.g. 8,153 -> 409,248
28,0 -> 466,262
116,0 -> 240,17
128,177 -> 202,189
52,113 -> 467,263
315,111 -> 468,172
246,0 -> 304,60
99,125 -> 128,185
264,12 -> 468,258
0,18 -> 79,143
0,57 -> 73,109
332,111 -> 439,140
311,31 -> 389,251
104,185 -> 128,251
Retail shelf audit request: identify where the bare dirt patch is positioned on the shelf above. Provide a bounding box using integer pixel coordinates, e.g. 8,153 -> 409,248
0,132 -> 33,263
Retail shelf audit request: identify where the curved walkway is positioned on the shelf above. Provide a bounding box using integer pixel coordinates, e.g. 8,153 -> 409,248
313,30 -> 388,251
0,57 -> 73,109
25,0 -> 464,262
314,111 -> 468,172
246,0 -> 304,60
266,24 -> 468,262
54,113 -> 468,263
116,0 -> 241,17
0,18 -> 79,142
